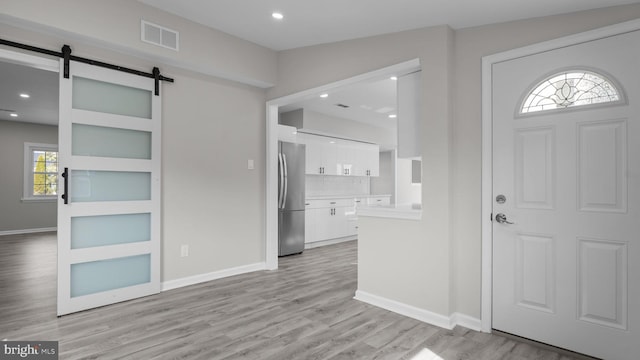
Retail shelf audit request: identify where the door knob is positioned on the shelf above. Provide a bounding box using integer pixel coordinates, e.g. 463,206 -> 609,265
495,213 -> 514,224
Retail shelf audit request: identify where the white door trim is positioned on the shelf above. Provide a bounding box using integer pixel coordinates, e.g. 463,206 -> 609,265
0,48 -> 59,72
481,18 -> 640,333
265,59 -> 421,270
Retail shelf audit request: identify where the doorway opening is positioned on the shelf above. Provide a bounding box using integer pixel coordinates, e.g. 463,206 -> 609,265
0,49 -> 60,321
265,59 -> 421,270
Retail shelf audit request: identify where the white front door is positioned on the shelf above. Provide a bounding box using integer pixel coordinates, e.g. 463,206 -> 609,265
57,60 -> 161,315
492,30 -> 639,359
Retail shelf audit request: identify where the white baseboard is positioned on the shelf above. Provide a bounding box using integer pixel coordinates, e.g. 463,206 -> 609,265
305,236 -> 356,250
0,227 -> 57,236
354,290 -> 481,331
161,262 -> 267,292
355,290 -> 454,329
450,312 -> 482,332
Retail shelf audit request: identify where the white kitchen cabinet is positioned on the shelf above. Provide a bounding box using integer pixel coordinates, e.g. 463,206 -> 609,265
301,133 -> 379,177
360,143 -> 380,177
303,136 -> 339,175
349,143 -> 366,176
366,195 -> 391,206
305,139 -> 323,175
305,198 -> 356,243
315,207 -> 344,241
336,142 -> 356,176
340,142 -> 379,177
305,195 -> 391,245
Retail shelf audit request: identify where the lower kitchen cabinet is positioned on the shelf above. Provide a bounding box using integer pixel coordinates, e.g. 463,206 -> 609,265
305,195 -> 390,245
305,199 -> 357,244
367,195 -> 391,206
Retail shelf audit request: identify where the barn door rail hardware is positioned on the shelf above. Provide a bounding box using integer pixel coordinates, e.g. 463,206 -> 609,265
0,38 -> 173,96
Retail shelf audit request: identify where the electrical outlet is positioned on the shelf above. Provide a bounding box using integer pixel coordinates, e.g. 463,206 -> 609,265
180,244 -> 189,257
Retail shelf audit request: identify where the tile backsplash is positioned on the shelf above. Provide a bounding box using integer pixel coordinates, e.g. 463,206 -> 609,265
306,175 -> 370,197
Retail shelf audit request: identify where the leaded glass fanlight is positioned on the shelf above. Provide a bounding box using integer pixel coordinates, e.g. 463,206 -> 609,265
520,70 -> 623,114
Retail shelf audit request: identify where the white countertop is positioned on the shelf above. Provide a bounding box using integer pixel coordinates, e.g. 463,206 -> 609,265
357,203 -> 422,220
306,194 -> 392,200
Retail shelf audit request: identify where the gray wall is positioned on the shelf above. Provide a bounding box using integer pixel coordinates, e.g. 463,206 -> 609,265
1,2 -> 268,282
1,0 -> 277,88
161,69 -> 266,280
278,108 -> 303,128
0,120 -> 57,233
270,4 -> 640,320
395,158 -> 421,205
370,150 -> 395,202
272,24 -> 458,316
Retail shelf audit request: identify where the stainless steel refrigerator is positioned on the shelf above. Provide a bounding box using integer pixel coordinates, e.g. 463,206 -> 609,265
278,141 -> 306,256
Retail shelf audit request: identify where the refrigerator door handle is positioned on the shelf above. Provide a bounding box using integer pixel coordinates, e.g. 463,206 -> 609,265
282,153 -> 288,209
278,153 -> 284,209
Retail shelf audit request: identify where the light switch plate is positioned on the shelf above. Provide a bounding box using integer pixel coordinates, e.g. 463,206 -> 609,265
248,159 -> 255,170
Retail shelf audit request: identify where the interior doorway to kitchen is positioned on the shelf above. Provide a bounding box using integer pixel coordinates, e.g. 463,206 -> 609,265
265,59 -> 421,270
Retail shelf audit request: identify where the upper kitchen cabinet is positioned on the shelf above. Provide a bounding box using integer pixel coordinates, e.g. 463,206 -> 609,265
299,133 -> 379,177
303,134 -> 339,175
397,71 -> 422,159
363,143 -> 380,176
336,141 -> 356,176
351,142 -> 379,177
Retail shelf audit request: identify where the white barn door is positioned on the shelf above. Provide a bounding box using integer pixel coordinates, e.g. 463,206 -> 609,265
492,30 -> 639,359
57,60 -> 161,315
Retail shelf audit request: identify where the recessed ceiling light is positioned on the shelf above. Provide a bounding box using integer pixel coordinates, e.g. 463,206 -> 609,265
10,113 -> 18,117
390,76 -> 398,81
320,93 -> 329,98
329,141 -> 336,144
272,12 -> 284,20
19,93 -> 30,98
388,114 -> 397,119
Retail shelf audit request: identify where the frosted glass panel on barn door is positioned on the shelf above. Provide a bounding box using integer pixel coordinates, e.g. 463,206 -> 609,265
57,60 -> 161,316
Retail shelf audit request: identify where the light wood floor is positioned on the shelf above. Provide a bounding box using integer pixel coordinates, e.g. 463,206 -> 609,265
0,232 -> 593,359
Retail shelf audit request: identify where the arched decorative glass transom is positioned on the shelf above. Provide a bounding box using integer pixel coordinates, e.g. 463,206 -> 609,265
520,70 -> 622,114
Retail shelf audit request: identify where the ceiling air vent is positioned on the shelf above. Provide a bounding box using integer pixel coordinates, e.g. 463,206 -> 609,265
335,104 -> 350,108
141,20 -> 179,51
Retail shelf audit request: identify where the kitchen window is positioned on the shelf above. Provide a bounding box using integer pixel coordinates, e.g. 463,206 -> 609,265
23,142 -> 58,202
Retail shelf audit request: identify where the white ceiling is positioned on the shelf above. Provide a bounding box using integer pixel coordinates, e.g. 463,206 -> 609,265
0,61 -> 58,126
280,76 -> 399,129
139,0 -> 639,51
